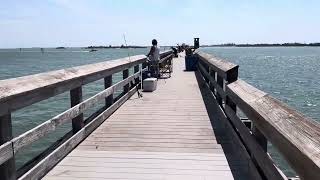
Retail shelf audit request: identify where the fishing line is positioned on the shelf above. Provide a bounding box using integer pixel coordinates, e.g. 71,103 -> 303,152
123,34 -> 130,61
123,34 -> 143,98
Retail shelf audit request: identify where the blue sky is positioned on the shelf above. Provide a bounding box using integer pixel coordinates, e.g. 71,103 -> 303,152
0,0 -> 319,48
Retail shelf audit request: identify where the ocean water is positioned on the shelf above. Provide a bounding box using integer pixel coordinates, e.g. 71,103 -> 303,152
0,47 -> 319,177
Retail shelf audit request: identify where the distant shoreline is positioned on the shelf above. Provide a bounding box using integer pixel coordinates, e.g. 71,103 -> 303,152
201,43 -> 320,47
85,45 -> 147,49
2,43 -> 320,49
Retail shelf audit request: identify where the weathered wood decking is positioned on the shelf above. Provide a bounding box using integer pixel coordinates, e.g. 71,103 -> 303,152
43,54 -> 251,179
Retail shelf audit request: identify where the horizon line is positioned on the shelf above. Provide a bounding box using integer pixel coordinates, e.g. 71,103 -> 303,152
1,42 -> 320,49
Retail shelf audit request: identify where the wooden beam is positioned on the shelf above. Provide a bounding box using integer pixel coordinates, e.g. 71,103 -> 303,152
198,63 -> 226,99
226,79 -> 320,180
159,54 -> 173,64
209,68 -> 216,94
134,65 -> 140,85
0,142 -> 13,166
196,51 -> 238,80
104,76 -> 113,107
224,105 -> 285,180
0,54 -> 149,116
159,50 -> 173,59
226,96 -> 236,113
252,124 -> 267,152
0,113 -> 16,180
70,87 -> 84,133
226,66 -> 238,82
0,51 -> 171,117
216,75 -> 224,106
123,69 -> 129,93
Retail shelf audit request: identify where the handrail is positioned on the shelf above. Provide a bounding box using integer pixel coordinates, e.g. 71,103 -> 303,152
195,51 -> 320,180
197,51 -> 238,81
0,50 -> 173,180
159,50 -> 173,59
226,80 -> 320,180
0,50 -> 171,116
159,53 -> 173,64
0,55 -> 145,116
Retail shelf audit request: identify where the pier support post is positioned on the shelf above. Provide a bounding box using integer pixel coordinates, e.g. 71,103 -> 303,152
104,76 -> 113,107
0,113 -> 16,180
226,96 -> 236,113
134,65 -> 140,85
123,69 -> 129,93
204,64 -> 210,84
209,68 -> 216,95
70,87 -> 84,133
252,125 -> 268,152
225,69 -> 238,112
142,62 -> 147,81
216,75 -> 224,106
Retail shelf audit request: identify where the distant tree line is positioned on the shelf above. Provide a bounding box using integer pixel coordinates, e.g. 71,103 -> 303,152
85,45 -> 147,49
201,43 -> 320,47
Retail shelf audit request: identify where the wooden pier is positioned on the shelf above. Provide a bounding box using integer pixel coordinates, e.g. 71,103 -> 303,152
0,47 -> 319,180
43,53 -> 249,180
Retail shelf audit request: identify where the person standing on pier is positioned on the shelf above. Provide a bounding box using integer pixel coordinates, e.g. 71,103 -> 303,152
147,39 -> 160,78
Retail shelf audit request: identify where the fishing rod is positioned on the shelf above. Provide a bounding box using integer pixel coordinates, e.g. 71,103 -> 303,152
123,34 -> 143,98
123,34 -> 130,61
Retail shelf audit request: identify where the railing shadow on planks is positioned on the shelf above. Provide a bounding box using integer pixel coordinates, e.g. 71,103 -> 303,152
0,50 -> 173,180
196,51 -> 320,180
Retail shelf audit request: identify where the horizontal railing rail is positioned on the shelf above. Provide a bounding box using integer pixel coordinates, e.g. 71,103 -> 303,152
226,80 -> 320,180
159,52 -> 173,64
196,51 -> 320,180
0,55 -> 146,116
0,50 -> 173,180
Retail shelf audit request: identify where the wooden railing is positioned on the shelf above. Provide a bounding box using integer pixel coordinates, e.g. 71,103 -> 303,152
0,50 -> 173,180
196,51 -> 320,180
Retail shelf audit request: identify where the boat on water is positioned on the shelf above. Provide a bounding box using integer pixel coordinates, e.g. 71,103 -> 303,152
89,49 -> 97,52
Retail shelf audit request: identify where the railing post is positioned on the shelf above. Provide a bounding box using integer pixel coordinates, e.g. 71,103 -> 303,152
142,60 -> 149,81
226,96 -> 237,113
216,75 -> 223,106
134,65 -> 140,85
0,113 -> 16,180
252,125 -> 268,152
70,87 -> 84,133
209,68 -> 216,94
104,75 -> 113,107
142,62 -> 147,70
226,68 -> 238,112
225,67 -> 238,131
123,69 -> 129,93
205,64 -> 210,84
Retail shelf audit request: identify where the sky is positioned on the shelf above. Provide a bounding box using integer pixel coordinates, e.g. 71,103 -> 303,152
0,0 -> 319,48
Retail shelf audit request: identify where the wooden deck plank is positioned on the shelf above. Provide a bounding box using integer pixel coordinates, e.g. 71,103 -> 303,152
43,54 -> 245,180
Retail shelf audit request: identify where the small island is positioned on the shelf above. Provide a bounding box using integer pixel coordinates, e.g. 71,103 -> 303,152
56,47 -> 66,49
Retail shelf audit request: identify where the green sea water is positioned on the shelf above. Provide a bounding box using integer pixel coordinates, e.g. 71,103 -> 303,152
0,47 -> 319,177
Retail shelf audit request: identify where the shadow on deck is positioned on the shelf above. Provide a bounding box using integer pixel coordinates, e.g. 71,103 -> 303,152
195,70 -> 252,180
